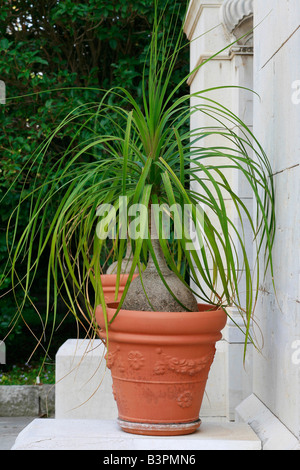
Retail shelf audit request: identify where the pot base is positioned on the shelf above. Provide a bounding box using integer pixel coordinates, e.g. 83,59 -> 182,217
117,418 -> 201,436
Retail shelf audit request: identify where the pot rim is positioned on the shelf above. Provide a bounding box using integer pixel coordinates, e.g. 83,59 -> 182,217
96,302 -> 227,337
100,273 -> 138,285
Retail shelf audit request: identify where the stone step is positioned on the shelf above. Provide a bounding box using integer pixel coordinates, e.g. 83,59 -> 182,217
11,418 -> 261,450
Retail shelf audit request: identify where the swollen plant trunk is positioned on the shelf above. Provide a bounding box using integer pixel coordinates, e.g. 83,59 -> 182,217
121,236 -> 198,312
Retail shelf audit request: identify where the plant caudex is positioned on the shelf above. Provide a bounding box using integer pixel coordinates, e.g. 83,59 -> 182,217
3,2 -> 275,356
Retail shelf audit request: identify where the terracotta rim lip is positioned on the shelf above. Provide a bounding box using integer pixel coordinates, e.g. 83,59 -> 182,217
100,273 -> 138,286
96,302 -> 227,336
105,301 -> 225,315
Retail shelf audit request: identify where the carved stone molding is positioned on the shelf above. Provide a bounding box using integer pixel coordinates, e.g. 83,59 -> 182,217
220,0 -> 253,46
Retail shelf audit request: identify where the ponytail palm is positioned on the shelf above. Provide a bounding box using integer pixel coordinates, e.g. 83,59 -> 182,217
4,3 -> 275,353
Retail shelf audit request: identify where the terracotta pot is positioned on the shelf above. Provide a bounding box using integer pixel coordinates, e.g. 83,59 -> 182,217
101,274 -> 138,303
96,302 -> 227,436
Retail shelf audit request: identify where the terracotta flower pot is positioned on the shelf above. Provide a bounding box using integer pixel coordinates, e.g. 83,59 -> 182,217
96,302 -> 227,436
101,274 -> 138,303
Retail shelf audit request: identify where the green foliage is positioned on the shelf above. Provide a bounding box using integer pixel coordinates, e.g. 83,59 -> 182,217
0,0 -> 189,357
0,359 -> 55,385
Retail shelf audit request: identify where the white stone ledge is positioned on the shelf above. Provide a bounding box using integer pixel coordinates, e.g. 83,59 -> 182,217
235,394 -> 300,450
55,339 -> 117,420
11,419 -> 261,450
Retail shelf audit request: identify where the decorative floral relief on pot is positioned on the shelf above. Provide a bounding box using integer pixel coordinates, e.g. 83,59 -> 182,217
104,346 -> 120,369
176,391 -> 193,408
112,384 -> 117,402
105,347 -> 145,372
128,350 -> 145,371
153,347 -> 216,376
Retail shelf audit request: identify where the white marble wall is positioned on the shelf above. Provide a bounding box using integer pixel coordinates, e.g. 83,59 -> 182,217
185,0 -> 300,441
184,0 -> 254,420
186,0 -> 255,304
252,0 -> 300,438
